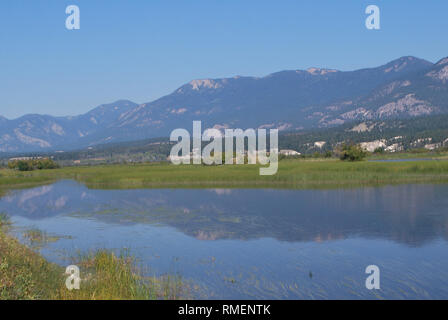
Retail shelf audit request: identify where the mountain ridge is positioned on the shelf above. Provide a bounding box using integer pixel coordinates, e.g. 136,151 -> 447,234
1,56 -> 447,153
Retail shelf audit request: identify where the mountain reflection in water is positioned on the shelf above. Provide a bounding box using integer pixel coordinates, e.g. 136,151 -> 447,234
1,180 -> 447,247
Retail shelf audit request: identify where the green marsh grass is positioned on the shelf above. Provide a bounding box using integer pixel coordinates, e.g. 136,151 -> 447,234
368,150 -> 448,161
3,158 -> 448,191
0,224 -> 186,300
57,249 -> 185,300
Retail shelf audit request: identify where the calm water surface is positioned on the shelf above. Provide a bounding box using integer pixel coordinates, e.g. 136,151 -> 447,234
1,180 -> 448,299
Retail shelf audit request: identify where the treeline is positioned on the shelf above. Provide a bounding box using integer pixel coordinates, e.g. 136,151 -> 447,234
279,114 -> 448,154
51,138 -> 173,163
8,158 -> 59,171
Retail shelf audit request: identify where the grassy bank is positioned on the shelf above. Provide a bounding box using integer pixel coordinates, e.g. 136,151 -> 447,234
368,150 -> 448,161
2,158 -> 448,191
0,216 -> 184,300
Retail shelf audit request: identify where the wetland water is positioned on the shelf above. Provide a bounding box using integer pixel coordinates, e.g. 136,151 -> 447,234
1,180 -> 448,299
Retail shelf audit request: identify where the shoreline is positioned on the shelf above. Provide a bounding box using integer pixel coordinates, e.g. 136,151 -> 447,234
0,221 -> 185,300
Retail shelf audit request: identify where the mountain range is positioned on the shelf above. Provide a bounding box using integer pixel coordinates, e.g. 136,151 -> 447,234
1,55 -> 448,153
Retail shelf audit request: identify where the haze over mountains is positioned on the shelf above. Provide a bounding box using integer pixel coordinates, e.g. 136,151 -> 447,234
1,56 -> 448,153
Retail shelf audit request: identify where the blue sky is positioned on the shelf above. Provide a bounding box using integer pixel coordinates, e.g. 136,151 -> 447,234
0,0 -> 447,119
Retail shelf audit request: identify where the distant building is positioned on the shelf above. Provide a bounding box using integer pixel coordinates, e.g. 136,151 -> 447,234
279,149 -> 301,156
385,143 -> 404,153
424,143 -> 441,151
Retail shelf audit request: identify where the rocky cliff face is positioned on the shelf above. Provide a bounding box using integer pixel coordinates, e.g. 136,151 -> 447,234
313,57 -> 448,126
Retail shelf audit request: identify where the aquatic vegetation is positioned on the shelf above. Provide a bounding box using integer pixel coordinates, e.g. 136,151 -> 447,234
58,249 -> 186,300
22,228 -> 60,247
0,224 -> 187,300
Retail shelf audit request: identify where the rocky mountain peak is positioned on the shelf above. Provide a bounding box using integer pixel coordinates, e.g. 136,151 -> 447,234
381,56 -> 432,73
